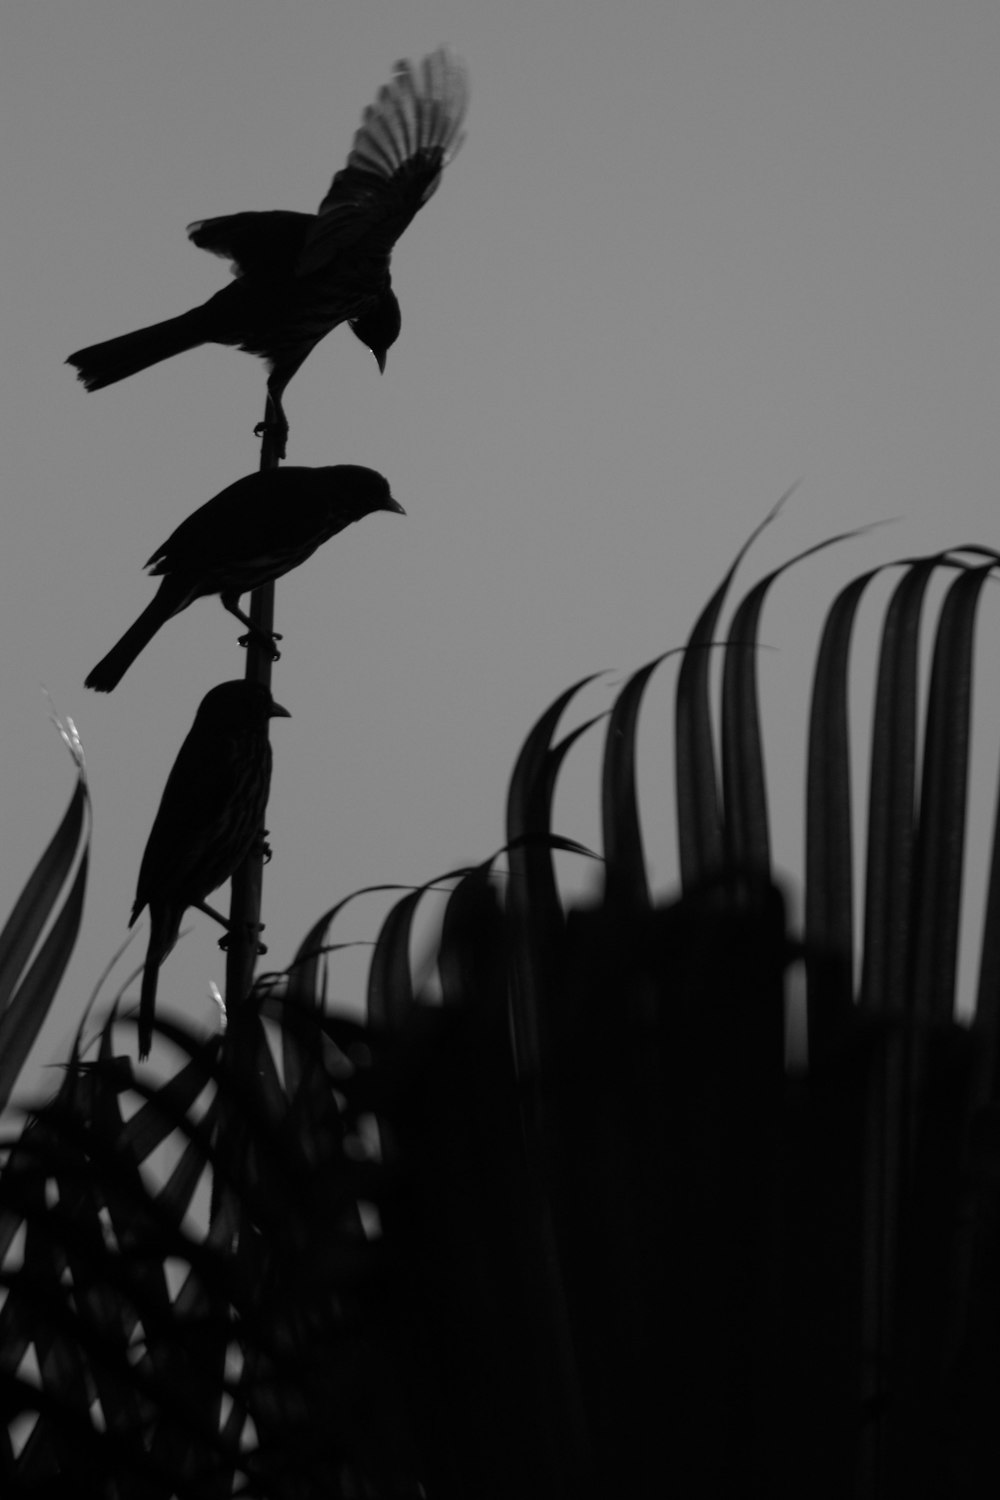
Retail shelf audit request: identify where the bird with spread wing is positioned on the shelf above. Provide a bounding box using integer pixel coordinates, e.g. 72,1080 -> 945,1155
67,48 -> 468,457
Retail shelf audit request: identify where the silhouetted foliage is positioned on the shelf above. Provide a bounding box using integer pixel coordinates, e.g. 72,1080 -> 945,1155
5,526 -> 1000,1496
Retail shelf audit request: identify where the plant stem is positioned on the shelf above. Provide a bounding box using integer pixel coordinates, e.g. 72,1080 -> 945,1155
224,397 -> 281,1018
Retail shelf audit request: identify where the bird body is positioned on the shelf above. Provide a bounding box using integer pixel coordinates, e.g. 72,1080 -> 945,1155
85,464 -> 403,692
131,680 -> 290,1059
67,49 -> 468,455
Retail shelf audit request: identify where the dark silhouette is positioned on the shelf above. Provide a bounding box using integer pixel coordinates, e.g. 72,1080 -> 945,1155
85,465 -> 403,691
66,48 -> 468,457
130,680 -> 290,1059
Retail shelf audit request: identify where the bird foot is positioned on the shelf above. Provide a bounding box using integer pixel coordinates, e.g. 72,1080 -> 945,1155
253,417 -> 289,462
238,628 -> 282,660
218,921 -> 267,956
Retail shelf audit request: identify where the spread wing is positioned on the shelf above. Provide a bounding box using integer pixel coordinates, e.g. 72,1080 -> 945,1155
297,47 -> 469,275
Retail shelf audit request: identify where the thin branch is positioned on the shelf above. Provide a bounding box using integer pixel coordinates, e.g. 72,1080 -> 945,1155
224,397 -> 281,1020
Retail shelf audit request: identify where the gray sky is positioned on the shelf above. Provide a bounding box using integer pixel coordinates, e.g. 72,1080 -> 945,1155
3,0 -> 1000,1087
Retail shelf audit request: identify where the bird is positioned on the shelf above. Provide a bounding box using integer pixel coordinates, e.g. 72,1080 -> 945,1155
84,464 -> 403,692
66,47 -> 469,458
130,680 -> 290,1060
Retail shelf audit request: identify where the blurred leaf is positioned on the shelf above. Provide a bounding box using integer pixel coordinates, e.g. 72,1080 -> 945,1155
0,746 -> 90,1111
675,486 -> 796,888
602,653 -> 673,908
910,564 -> 993,1023
366,867 -> 479,1033
805,568 -> 882,1041
722,525 -> 875,879
505,678 -> 602,1085
860,559 -> 937,1015
287,883 -> 413,1009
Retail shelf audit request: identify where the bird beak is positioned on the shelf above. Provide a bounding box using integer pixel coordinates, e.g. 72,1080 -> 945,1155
385,495 -> 405,515
270,701 -> 292,719
375,350 -> 388,374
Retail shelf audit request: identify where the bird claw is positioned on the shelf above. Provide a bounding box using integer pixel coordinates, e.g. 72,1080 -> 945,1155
217,920 -> 267,956
237,629 -> 282,660
253,417 -> 289,462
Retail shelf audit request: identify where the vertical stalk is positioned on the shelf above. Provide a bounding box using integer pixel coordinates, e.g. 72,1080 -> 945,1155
224,397 -> 281,1016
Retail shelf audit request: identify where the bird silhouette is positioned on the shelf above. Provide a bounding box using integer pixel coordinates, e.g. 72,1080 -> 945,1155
85,464 -> 403,692
67,48 -> 468,457
131,680 -> 290,1059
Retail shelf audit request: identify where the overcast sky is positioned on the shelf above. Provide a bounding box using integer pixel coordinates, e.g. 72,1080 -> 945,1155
3,0 -> 1000,1089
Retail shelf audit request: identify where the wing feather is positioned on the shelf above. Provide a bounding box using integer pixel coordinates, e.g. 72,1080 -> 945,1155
297,47 -> 468,274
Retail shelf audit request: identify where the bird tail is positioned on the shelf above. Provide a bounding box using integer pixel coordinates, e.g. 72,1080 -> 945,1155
85,589 -> 178,692
138,938 -> 160,1063
67,308 -> 208,391
136,905 -> 181,1061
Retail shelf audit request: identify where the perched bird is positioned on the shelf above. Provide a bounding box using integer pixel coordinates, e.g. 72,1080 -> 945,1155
131,680 -> 290,1059
67,47 -> 469,457
85,464 -> 403,692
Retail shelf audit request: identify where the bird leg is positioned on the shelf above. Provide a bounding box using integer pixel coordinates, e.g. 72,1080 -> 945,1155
193,898 -> 268,955
193,898 -> 231,930
220,596 -> 283,658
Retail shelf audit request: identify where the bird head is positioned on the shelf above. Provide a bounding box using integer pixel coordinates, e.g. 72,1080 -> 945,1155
196,680 -> 291,729
325,466 -> 405,519
349,286 -> 401,373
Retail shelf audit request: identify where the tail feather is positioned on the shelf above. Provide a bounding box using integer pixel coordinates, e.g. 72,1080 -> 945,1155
67,308 -> 209,391
138,934 -> 160,1062
136,903 -> 182,1061
85,585 -> 182,692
